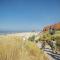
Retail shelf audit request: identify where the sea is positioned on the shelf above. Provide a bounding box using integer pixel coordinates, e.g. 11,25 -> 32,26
0,30 -> 38,35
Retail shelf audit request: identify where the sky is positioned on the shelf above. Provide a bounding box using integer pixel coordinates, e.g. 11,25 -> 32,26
0,0 -> 60,32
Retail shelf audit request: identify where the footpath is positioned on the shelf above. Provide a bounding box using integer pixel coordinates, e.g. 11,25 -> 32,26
44,45 -> 60,60
37,43 -> 60,60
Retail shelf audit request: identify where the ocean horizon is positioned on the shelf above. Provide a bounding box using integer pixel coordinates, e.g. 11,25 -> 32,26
0,30 -> 40,35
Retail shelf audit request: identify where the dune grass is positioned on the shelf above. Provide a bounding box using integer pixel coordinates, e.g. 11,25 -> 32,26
0,35 -> 49,60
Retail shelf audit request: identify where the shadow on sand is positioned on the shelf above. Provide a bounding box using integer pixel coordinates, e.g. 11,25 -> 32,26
44,48 -> 60,60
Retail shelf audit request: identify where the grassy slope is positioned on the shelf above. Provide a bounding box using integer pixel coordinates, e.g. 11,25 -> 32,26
41,31 -> 60,51
54,31 -> 60,51
0,35 -> 48,60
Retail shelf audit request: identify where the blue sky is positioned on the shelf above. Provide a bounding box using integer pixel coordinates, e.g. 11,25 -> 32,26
0,0 -> 60,31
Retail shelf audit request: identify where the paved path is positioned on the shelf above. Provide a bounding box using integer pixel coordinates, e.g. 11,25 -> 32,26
44,46 -> 60,60
36,43 -> 60,60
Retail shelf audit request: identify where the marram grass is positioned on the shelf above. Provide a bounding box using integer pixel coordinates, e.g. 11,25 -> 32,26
0,35 -> 49,60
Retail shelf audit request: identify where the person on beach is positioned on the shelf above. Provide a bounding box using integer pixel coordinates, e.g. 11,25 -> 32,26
52,39 -> 57,53
48,39 -> 56,53
48,40 -> 53,50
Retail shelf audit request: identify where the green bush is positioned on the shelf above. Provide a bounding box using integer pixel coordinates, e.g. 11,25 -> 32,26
28,35 -> 35,42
